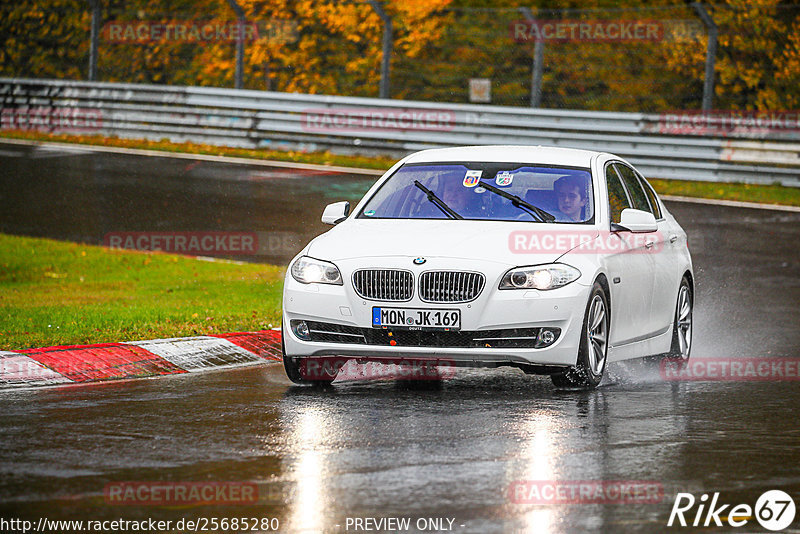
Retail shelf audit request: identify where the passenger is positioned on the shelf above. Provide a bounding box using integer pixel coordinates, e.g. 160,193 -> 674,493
552,175 -> 589,222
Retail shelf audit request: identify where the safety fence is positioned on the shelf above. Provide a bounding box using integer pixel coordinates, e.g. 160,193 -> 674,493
1,78 -> 798,186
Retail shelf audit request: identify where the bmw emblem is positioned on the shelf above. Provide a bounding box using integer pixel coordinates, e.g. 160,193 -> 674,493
413,257 -> 426,265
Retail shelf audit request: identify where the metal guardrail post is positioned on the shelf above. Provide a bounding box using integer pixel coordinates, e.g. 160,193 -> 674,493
692,3 -> 718,112
225,0 -> 245,90
368,0 -> 393,99
88,0 -> 101,81
519,8 -> 544,108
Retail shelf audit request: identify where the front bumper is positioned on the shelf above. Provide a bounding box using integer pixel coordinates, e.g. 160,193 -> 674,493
282,269 -> 591,368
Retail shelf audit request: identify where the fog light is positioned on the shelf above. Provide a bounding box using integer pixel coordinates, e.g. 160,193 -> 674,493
535,328 -> 559,348
291,320 -> 311,341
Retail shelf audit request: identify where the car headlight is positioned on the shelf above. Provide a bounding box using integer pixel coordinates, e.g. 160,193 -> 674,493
290,256 -> 343,285
499,263 -> 581,290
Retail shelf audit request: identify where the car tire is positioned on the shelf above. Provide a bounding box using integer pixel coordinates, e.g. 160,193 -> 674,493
281,325 -> 334,386
665,277 -> 693,361
281,324 -> 304,384
551,281 -> 609,390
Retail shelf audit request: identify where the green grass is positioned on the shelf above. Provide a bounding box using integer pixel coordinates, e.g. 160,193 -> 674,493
3,130 -> 799,207
649,178 -> 800,207
0,234 -> 284,351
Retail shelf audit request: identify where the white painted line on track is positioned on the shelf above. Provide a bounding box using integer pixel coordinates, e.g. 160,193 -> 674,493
3,138 -> 798,211
0,138 -> 385,175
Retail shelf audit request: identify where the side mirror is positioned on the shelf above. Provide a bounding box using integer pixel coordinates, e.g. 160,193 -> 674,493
612,208 -> 657,233
321,201 -> 350,225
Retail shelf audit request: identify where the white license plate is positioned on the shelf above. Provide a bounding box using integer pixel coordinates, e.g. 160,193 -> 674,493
372,307 -> 461,330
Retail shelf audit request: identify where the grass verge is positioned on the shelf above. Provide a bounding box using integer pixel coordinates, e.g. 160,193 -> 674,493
2,130 -> 799,207
649,178 -> 800,207
0,233 -> 284,351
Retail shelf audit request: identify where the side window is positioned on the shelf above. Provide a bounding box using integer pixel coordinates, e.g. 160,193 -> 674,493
636,171 -> 663,219
614,163 -> 652,214
605,163 -> 631,224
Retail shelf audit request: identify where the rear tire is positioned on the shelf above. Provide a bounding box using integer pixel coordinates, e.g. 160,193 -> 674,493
551,282 -> 609,390
665,277 -> 693,360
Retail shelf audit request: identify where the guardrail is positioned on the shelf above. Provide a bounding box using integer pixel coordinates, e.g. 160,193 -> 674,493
1,78 -> 798,186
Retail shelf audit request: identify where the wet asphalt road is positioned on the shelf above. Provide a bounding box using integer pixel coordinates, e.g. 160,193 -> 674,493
1,142 -> 800,533
0,142 -> 377,265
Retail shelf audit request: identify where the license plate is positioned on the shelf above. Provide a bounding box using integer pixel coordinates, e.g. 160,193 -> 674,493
372,307 -> 461,330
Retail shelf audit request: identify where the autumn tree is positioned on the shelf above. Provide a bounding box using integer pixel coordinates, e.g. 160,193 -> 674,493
202,0 -> 455,96
0,0 -> 91,80
661,0 -> 800,110
2,0 -> 798,112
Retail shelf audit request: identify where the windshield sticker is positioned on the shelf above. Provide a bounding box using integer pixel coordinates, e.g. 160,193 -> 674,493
463,170 -> 482,188
495,171 -> 514,187
364,210 -> 376,217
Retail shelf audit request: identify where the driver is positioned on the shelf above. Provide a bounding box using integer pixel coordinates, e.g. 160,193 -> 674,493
440,178 -> 482,216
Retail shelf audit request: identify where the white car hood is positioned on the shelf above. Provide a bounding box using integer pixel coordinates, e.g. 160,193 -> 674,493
306,219 -> 597,266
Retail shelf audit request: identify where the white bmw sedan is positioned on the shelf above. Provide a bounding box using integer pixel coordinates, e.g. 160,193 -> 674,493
282,146 -> 693,389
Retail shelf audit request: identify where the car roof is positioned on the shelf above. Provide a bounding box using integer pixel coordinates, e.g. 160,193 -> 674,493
403,145 -> 600,167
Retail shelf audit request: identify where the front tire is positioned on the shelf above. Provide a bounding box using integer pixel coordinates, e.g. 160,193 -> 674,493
281,325 -> 334,386
551,282 -> 609,390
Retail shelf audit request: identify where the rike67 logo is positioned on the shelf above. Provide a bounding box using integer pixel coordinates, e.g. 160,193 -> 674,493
668,490 -> 796,531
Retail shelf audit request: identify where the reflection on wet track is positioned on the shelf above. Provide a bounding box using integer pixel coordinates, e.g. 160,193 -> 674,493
1,143 -> 799,532
2,366 -> 799,532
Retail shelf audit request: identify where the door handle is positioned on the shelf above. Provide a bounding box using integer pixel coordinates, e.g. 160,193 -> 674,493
669,234 -> 678,244
645,241 -> 654,249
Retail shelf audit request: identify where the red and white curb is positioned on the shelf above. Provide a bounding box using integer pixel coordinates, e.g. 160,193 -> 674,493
0,330 -> 282,389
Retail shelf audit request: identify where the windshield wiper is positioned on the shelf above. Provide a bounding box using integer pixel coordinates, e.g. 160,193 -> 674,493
413,180 -> 463,220
477,180 -> 555,223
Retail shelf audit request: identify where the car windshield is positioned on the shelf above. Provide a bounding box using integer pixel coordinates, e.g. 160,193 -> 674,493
358,162 -> 594,223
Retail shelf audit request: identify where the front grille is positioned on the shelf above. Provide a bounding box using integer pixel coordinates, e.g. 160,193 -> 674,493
352,269 -> 413,301
418,271 -> 485,303
305,321 -> 558,349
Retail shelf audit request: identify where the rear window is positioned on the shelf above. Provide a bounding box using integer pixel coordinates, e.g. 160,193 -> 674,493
636,171 -> 663,219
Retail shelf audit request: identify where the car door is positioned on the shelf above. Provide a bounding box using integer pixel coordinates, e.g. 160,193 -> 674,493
613,162 -> 662,338
602,162 -> 656,347
635,169 -> 683,336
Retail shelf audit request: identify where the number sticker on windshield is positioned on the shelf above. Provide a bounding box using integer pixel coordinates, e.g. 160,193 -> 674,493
463,170 -> 482,188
